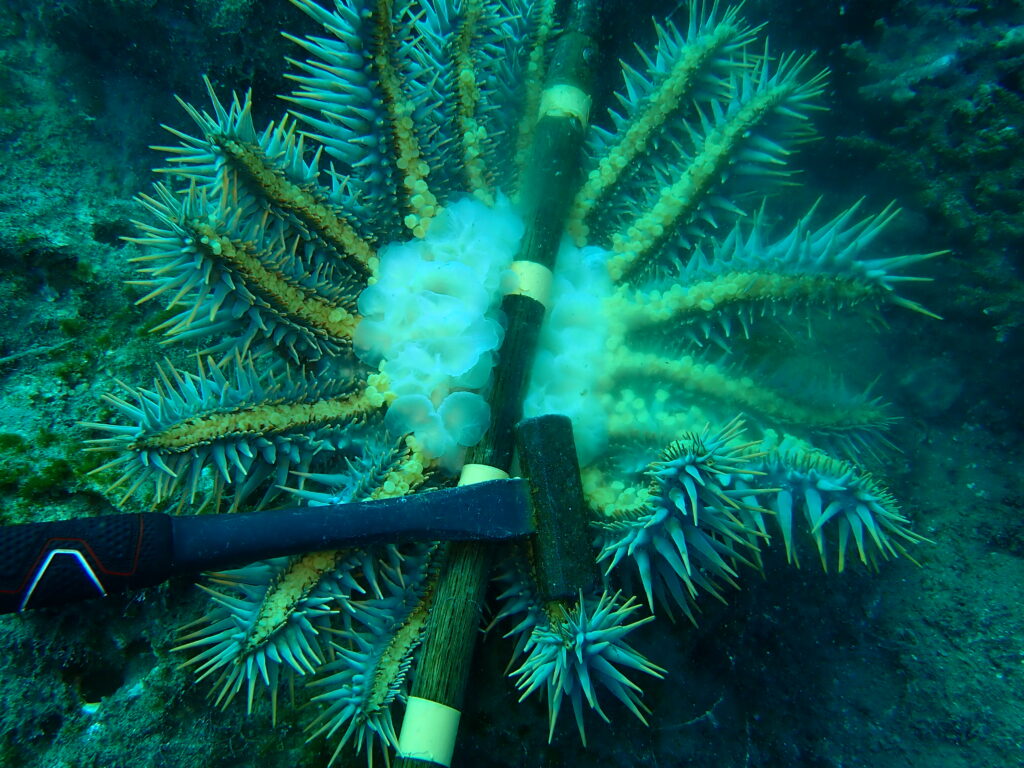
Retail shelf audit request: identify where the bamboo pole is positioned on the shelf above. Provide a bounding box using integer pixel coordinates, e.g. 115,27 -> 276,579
394,6 -> 600,766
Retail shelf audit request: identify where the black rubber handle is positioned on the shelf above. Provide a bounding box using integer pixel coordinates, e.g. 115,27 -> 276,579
168,479 -> 531,575
0,513 -> 172,614
0,479 -> 533,614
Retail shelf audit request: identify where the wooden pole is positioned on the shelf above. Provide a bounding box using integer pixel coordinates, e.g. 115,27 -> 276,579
515,414 -> 596,604
395,8 -> 599,767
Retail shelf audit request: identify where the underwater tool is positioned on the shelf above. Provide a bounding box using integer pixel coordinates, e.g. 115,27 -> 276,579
394,3 -> 600,763
0,477 -> 537,615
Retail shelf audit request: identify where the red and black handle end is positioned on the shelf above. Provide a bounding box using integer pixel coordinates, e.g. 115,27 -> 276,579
0,513 -> 172,614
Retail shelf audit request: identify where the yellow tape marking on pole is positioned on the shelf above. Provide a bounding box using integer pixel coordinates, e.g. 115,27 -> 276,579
506,260 -> 554,309
458,463 -> 511,486
398,696 -> 462,767
538,83 -> 592,126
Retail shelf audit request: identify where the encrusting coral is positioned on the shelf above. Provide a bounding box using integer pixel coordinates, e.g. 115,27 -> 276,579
83,0 -> 938,763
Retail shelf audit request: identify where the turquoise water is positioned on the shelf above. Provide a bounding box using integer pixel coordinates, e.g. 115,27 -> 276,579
0,1 -> 1021,766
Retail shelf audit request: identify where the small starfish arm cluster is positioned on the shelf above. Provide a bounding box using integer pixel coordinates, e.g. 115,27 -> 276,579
81,0 -> 937,763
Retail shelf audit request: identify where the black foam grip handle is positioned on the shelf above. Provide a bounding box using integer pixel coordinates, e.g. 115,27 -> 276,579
0,513 -> 173,613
